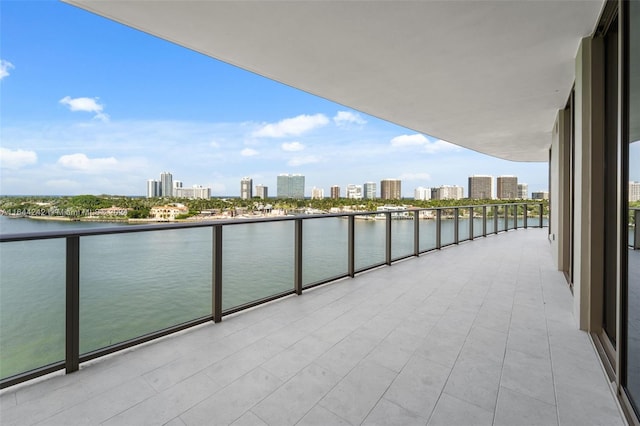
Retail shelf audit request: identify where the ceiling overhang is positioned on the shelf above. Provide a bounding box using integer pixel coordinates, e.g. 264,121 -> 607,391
62,0 -> 605,162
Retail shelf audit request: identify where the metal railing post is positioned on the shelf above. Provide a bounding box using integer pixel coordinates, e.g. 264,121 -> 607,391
212,225 -> 222,323
469,207 -> 474,240
493,205 -> 498,234
414,210 -> 420,256
385,212 -> 392,265
436,209 -> 442,249
348,215 -> 355,277
539,203 -> 544,228
454,208 -> 459,244
482,205 -> 487,237
65,236 -> 80,374
634,210 -> 640,250
524,204 -> 528,229
294,219 -> 303,295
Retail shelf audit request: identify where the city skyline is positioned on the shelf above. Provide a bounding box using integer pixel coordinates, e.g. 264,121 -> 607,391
1,0 -> 553,198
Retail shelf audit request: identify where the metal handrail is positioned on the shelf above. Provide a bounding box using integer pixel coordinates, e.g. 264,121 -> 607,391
0,202 -> 546,388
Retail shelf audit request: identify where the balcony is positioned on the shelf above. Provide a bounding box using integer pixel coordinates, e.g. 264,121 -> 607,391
0,205 -> 625,425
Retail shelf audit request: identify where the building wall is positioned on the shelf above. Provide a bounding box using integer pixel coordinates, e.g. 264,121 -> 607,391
380,179 -> 401,199
330,185 -> 340,199
277,174 -> 305,198
468,175 -> 492,199
363,182 -> 377,199
240,177 -> 253,199
256,185 -> 268,199
496,176 -> 518,199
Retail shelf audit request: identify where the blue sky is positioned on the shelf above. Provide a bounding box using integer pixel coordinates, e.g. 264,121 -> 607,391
0,0 -> 550,198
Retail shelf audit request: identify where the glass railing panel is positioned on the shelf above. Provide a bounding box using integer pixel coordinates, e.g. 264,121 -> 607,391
79,228 -> 212,354
391,215 -> 414,260
354,213 -> 385,270
222,221 -> 294,310
486,208 -> 496,234
472,207 -> 484,238
419,210 -> 437,251
440,209 -> 455,246
528,204 -> 541,228
498,206 -> 507,232
0,239 -> 65,379
458,210 -> 470,242
302,217 -> 348,286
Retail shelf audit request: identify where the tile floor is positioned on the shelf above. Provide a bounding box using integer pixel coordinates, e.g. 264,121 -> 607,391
0,228 -> 626,425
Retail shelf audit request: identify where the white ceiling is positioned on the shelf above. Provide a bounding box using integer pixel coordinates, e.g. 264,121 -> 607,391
63,0 -> 605,162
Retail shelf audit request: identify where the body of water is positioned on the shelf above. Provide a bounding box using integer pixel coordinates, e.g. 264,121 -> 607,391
0,213 -> 542,379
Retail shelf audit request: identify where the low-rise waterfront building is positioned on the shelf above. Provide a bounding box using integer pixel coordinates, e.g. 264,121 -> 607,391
149,204 -> 189,221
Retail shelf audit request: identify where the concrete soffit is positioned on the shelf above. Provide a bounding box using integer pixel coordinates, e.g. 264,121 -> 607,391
63,0 -> 606,162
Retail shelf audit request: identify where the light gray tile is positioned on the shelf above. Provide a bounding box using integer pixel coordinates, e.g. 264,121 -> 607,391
261,334 -> 332,381
363,398 -> 427,426
442,352 -> 502,412
230,411 -> 268,426
427,392 -> 493,426
36,377 -> 156,425
203,338 -> 284,388
251,363 -> 340,426
494,386 -> 558,426
164,417 -> 188,426
383,354 -> 450,418
500,349 -> 555,406
296,405 -> 351,426
315,331 -> 380,376
180,368 -> 282,426
319,360 -> 397,425
103,372 -> 220,426
414,328 -> 467,368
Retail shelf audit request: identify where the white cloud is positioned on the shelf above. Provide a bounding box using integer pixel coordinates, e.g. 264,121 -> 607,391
288,155 -> 321,166
0,147 -> 38,169
0,59 -> 14,80
390,134 -> 460,154
57,153 -> 118,172
390,134 -> 429,147
281,142 -> 305,152
241,148 -> 259,156
399,172 -> 431,181
59,96 -> 110,122
333,111 -> 366,126
252,113 -> 329,138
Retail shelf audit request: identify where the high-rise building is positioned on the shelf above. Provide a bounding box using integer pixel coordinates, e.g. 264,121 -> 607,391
346,184 -> 363,199
311,187 -> 324,199
517,183 -> 529,199
363,182 -> 377,199
277,174 -> 305,199
240,177 -> 253,199
432,185 -> 464,200
630,181 -> 640,202
160,172 -> 173,197
496,175 -> 518,199
330,185 -> 340,199
146,179 -> 160,198
380,179 -> 401,200
256,184 -> 268,199
468,175 -> 492,199
173,180 -> 183,197
414,187 -> 431,201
